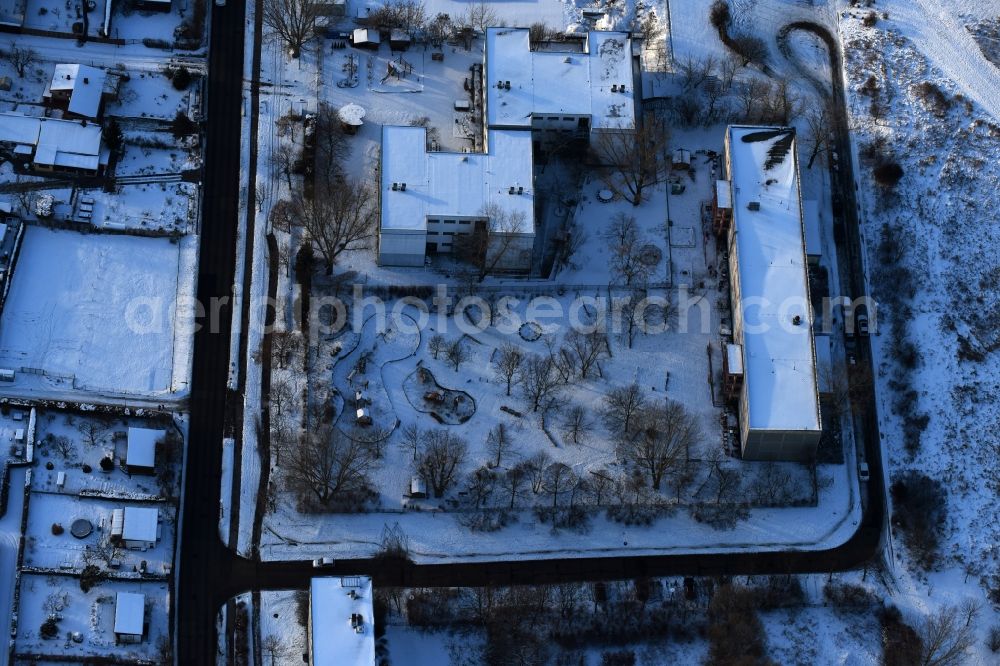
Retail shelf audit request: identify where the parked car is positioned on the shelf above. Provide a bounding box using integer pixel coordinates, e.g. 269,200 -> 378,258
312,557 -> 335,568
858,462 -> 870,483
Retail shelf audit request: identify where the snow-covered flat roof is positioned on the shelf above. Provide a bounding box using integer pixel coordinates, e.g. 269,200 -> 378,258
311,576 -> 375,666
485,28 -> 634,130
114,592 -> 145,636
380,125 -> 534,233
716,179 -> 732,209
727,125 -> 820,433
0,112 -> 42,146
122,506 -> 158,543
126,427 -> 163,468
48,64 -> 107,119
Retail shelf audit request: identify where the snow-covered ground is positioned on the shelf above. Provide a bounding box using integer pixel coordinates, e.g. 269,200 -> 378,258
0,466 -> 27,666
0,228 -> 195,398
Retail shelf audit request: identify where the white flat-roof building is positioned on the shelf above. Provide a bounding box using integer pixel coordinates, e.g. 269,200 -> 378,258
119,506 -> 159,550
0,112 -> 107,176
113,592 -> 146,643
485,28 -> 634,134
378,125 -> 534,268
377,28 -> 634,270
126,427 -> 164,474
722,125 -> 821,461
309,577 -> 375,666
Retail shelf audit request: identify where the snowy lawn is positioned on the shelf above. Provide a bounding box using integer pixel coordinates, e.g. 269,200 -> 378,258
72,183 -> 198,232
259,590 -> 309,665
0,227 -> 192,397
110,71 -> 196,120
15,574 -> 170,661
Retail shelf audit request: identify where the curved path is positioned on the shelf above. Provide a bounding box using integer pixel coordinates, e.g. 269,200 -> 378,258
176,13 -> 888,663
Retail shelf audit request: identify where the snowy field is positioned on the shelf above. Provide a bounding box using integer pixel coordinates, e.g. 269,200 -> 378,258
0,228 -> 192,397
117,132 -> 200,175
110,71 -> 198,120
15,574 -> 170,662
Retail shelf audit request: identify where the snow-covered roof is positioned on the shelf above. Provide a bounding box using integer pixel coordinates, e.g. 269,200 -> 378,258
485,28 -> 634,131
0,113 -> 104,171
126,427 -> 163,468
726,125 -> 820,433
122,506 -> 158,543
380,125 -> 534,233
716,179 -> 732,209
35,118 -> 103,171
48,64 -> 108,119
311,577 -> 375,666
353,28 -> 379,44
114,592 -> 145,636
726,343 -> 743,375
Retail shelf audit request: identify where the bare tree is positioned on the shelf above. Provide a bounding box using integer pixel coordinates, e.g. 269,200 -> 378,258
602,383 -> 647,437
518,353 -> 563,412
76,420 -> 110,449
804,101 -> 833,169
447,339 -> 468,371
428,334 -> 447,360
4,45 -> 36,78
678,55 -> 717,91
270,141 -> 299,191
603,213 -> 653,286
719,53 -> 741,91
262,634 -> 290,666
500,464 -> 528,509
286,425 -> 375,505
47,434 -> 76,459
399,423 -> 423,462
453,203 -> 528,279
541,462 -> 577,508
486,423 -> 517,468
560,405 -> 590,444
415,430 -> 468,497
460,0 -> 498,33
463,466 -> 497,509
731,34 -> 768,67
262,0 -> 323,57
524,451 -> 552,494
492,343 -> 524,396
617,400 -> 699,490
564,330 -> 607,379
528,22 -> 553,44
313,102 -> 350,186
426,13 -> 452,47
84,534 -> 125,568
592,118 -> 670,206
919,605 -> 976,666
271,330 -> 302,369
287,178 -> 376,274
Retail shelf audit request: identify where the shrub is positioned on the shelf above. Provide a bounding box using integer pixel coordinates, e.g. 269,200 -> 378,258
171,66 -> 192,91
81,463 -> 92,473
873,162 -> 904,188
80,564 -> 104,592
709,0 -> 731,33
823,582 -> 879,610
913,81 -> 952,117
171,111 -> 197,138
862,11 -> 877,27
988,625 -> 1000,653
100,456 -> 114,471
51,523 -> 64,535
879,606 -> 923,666
890,470 -> 946,569
40,617 -> 59,639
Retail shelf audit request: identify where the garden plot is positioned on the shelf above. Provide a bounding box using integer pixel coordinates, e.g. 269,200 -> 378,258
22,492 -> 175,574
0,406 -> 33,459
117,131 -> 200,175
0,60 -> 51,112
0,227 -> 189,397
263,287 -> 858,562
31,410 -> 180,499
259,591 -> 308,665
70,183 -> 197,232
109,71 -> 195,120
22,0 -> 84,34
15,574 -> 170,662
111,1 -> 189,45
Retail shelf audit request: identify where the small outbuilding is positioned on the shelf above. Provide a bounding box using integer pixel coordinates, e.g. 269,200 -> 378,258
113,592 -> 146,644
338,104 -> 366,135
125,427 -> 165,475
389,29 -> 411,50
352,28 -> 381,49
114,506 -> 159,550
671,148 -> 692,170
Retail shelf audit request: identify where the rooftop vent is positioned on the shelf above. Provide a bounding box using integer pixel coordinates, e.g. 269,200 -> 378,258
792,315 -> 802,326
400,182 -> 406,191
611,84 -> 618,92
504,80 -> 511,90
509,186 -> 515,194
391,183 -> 398,191
618,84 -> 625,92
83,77 -> 89,84
564,56 -> 572,63
517,186 -> 523,195
747,201 -> 760,211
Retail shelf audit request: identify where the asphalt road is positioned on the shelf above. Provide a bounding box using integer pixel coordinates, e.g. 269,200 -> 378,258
175,0 -> 248,660
175,15 -> 887,664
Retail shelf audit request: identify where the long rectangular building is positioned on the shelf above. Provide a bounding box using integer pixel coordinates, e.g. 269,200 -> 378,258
721,125 -> 821,461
